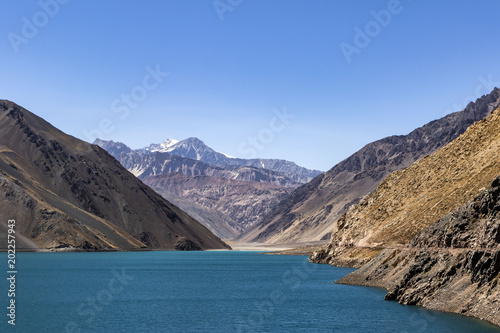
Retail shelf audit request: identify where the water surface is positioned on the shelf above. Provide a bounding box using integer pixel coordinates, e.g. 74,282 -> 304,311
1,251 -> 499,332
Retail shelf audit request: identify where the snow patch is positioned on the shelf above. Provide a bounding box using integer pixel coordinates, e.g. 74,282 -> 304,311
129,166 -> 146,177
218,151 -> 236,159
144,138 -> 179,153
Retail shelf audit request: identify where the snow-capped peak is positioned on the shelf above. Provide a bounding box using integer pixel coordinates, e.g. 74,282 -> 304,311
159,138 -> 179,149
144,138 -> 179,152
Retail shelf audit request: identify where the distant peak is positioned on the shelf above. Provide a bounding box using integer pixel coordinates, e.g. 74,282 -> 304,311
183,137 -> 205,144
93,138 -> 132,155
160,138 -> 179,147
144,138 -> 179,153
93,138 -> 110,145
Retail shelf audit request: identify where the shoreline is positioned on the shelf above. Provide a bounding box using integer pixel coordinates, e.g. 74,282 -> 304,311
224,241 -> 328,253
0,241 -> 327,253
319,246 -> 500,329
334,272 -> 500,330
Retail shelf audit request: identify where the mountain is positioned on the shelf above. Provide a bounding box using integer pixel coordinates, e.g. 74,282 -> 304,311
96,140 -> 297,237
334,175 -> 500,327
153,189 -> 241,239
310,103 -> 500,267
240,88 -> 500,244
0,100 -> 230,251
144,138 -> 179,152
142,173 -> 293,235
139,137 -> 323,184
93,142 -> 300,188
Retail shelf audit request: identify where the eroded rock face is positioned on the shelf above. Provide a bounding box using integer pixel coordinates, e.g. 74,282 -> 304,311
143,173 -> 293,235
410,176 -> 500,250
309,245 -> 381,268
335,176 -> 500,327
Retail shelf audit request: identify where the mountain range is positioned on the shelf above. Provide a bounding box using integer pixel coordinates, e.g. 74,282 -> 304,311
2,87 -> 500,326
239,88 -> 500,244
0,100 -> 229,251
140,137 -> 322,183
95,138 -> 321,238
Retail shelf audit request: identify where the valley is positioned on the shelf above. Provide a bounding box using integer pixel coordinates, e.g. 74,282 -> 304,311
2,89 -> 500,328
95,137 -> 321,238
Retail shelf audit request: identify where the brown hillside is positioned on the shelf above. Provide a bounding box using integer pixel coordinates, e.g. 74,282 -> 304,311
335,175 -> 500,327
311,106 -> 500,266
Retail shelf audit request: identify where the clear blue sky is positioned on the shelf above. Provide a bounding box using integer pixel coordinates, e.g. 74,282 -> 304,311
2,0 -> 500,171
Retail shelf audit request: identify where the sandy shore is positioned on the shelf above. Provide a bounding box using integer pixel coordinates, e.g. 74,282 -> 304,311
224,241 -> 328,254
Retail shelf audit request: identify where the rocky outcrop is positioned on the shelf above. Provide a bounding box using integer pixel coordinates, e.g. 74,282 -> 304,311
409,176 -> 500,250
174,237 -> 203,251
335,176 -> 500,327
241,89 -> 500,244
0,100 -> 230,251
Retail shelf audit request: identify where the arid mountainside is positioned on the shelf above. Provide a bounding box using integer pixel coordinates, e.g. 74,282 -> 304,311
310,105 -> 500,267
154,190 -> 242,239
0,100 -> 230,251
97,139 -> 300,237
335,175 -> 500,327
240,89 -> 500,244
142,173 -> 293,236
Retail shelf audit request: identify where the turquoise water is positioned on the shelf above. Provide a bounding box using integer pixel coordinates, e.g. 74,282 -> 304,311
1,251 -> 499,332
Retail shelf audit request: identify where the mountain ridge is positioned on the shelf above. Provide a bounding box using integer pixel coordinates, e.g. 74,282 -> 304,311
310,103 -> 500,267
95,140 -> 301,188
131,136 -> 323,183
240,88 -> 500,244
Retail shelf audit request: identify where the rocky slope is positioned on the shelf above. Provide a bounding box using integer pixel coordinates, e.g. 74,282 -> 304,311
310,104 -> 500,267
0,100 -> 230,251
241,89 -> 500,244
335,175 -> 500,327
154,190 -> 242,239
143,173 -> 293,234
